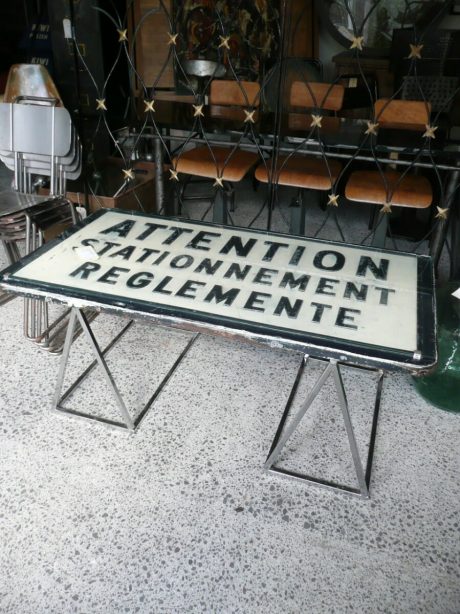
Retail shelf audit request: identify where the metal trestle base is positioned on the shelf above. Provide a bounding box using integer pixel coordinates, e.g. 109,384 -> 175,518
0,289 -> 16,307
52,307 -> 198,432
265,355 -> 384,499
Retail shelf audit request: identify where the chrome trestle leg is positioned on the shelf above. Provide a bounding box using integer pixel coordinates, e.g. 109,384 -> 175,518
265,356 -> 384,499
0,241 -> 18,306
0,287 -> 15,306
22,205 -> 87,354
52,307 -> 199,432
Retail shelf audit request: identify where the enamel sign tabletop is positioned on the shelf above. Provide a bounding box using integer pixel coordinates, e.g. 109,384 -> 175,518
0,209 -> 436,370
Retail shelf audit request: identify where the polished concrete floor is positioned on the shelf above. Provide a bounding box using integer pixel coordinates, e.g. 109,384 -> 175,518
0,168 -> 459,613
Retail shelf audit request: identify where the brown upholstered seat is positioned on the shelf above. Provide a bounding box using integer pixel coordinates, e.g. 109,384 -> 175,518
290,81 -> 345,111
374,99 -> 430,131
345,99 -> 434,247
172,79 -> 260,180
255,81 -> 345,235
255,82 -> 344,191
255,156 -> 342,191
208,80 -> 260,107
174,147 -> 259,183
172,79 -> 261,214
345,170 -> 432,208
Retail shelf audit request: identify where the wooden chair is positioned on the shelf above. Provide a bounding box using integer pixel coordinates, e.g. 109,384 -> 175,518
289,81 -> 344,112
172,80 -> 260,222
255,81 -> 344,234
345,99 -> 433,247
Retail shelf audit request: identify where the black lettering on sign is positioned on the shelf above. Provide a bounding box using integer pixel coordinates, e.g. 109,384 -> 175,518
219,235 -> 257,257
313,250 -> 345,271
69,261 -> 101,279
253,267 -> 278,285
127,271 -> 153,289
289,246 -> 305,266
375,287 -> 396,305
336,307 -> 360,329
204,285 -> 240,306
110,245 -> 136,261
100,220 -> 135,238
170,254 -> 194,269
153,276 -> 174,295
356,256 -> 389,280
136,248 -> 159,263
163,226 -> 193,245
97,241 -> 120,256
244,291 -> 271,312
316,277 -> 340,296
195,258 -> 223,275
311,302 -> 332,323
187,230 -> 221,251
152,251 -> 169,266
279,272 -> 310,291
224,263 -> 251,280
135,222 -> 167,241
262,241 -> 289,262
81,238 -> 99,247
274,297 -> 303,319
344,282 -> 368,301
176,279 -> 206,299
98,266 -> 130,285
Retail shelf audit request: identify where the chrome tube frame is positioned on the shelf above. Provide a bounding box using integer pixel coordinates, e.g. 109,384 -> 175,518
265,355 -> 384,499
52,307 -> 199,431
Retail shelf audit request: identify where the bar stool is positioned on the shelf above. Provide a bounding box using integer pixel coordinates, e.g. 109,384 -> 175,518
0,63 -> 83,351
172,80 -> 260,223
255,81 -> 344,234
345,99 -> 433,247
3,63 -> 63,105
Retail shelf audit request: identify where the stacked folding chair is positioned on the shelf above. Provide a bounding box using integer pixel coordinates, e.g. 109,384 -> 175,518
0,65 -> 87,351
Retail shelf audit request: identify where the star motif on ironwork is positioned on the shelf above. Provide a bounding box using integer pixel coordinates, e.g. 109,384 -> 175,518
423,124 -> 438,139
350,36 -> 364,51
244,109 -> 256,123
381,201 -> 392,214
144,99 -> 155,113
218,36 -> 230,50
122,168 -> 135,181
169,168 -> 179,182
435,206 -> 449,220
167,32 -> 178,46
117,29 -> 128,43
327,193 -> 339,207
408,44 -> 423,60
310,114 -> 323,129
365,121 -> 379,135
213,176 -> 224,188
193,104 -> 204,118
96,98 -> 107,111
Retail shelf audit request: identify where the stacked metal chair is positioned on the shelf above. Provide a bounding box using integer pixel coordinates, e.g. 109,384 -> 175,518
0,64 -> 83,351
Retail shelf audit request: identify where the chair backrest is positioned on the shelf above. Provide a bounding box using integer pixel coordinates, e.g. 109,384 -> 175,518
374,99 -> 431,131
3,64 -> 63,106
290,81 -> 345,111
0,103 -> 73,156
209,80 -> 260,107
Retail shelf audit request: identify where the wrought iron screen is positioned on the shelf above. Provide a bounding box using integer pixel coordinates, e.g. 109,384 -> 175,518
61,0 -> 460,266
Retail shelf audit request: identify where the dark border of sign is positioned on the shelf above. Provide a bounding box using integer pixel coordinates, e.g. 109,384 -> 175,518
0,208 -> 437,370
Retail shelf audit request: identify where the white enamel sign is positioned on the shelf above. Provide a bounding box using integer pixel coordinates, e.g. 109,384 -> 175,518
10,210 -> 420,352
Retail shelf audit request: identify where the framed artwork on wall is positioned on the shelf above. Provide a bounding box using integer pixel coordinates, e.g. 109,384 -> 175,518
174,0 -> 280,83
